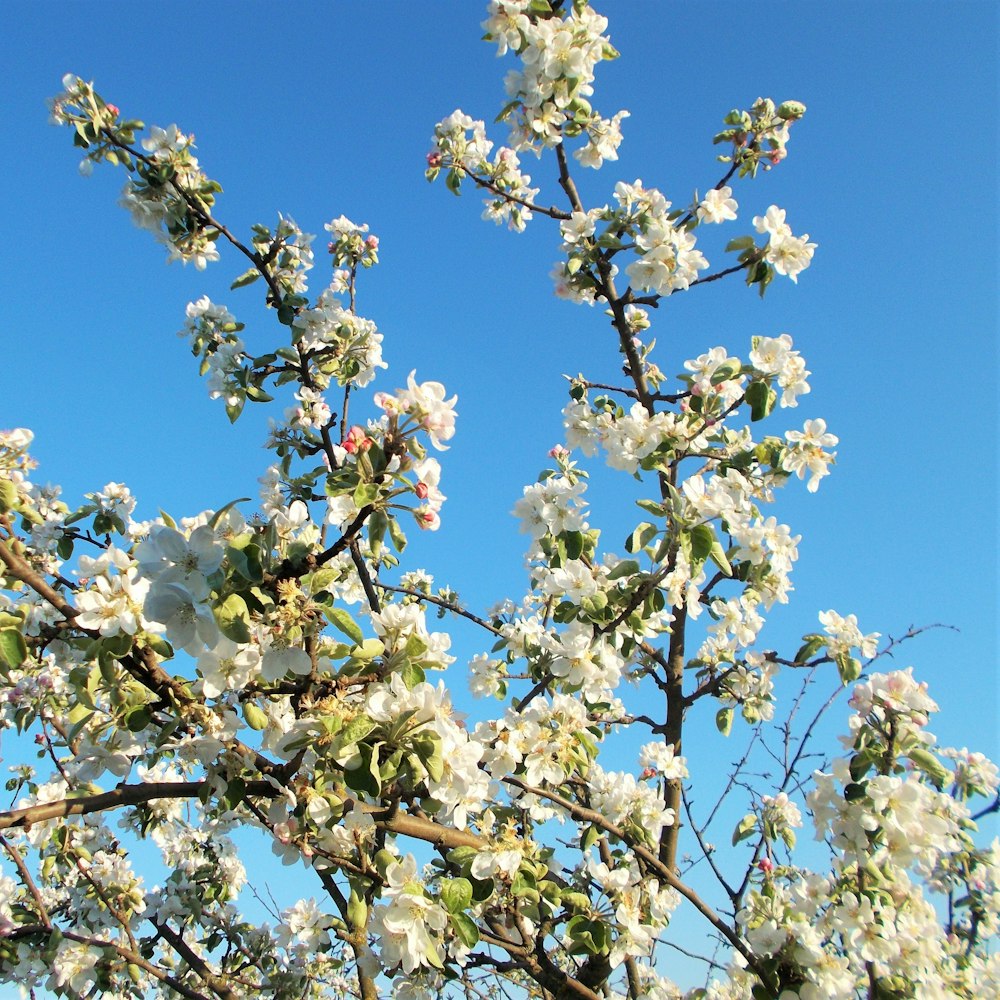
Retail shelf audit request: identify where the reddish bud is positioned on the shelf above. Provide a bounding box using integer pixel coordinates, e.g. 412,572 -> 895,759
426,151 -> 443,168
757,858 -> 775,874
415,482 -> 429,500
106,104 -> 120,118
342,425 -> 373,454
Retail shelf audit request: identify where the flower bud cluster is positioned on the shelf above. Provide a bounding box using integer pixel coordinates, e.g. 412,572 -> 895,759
713,97 -> 807,177
326,215 -> 379,269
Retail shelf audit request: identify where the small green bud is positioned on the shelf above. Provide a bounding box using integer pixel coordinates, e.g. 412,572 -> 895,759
243,702 -> 269,731
777,101 -> 807,121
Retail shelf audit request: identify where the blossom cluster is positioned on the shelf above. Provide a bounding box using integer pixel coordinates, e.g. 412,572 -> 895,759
482,1 -> 627,167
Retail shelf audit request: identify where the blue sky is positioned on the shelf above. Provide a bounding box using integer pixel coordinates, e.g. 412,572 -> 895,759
1,0 -> 997,990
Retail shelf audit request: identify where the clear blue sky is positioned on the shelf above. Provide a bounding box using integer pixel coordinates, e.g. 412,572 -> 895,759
1,1 -> 997,989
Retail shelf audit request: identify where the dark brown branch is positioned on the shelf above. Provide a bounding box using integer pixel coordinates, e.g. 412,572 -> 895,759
153,920 -> 240,1000
466,171 -> 571,221
378,583 -> 502,636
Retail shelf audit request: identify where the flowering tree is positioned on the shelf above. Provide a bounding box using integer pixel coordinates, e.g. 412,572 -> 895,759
1,2 -> 997,998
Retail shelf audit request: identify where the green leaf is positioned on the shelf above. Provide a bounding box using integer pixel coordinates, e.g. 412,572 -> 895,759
124,706 -> 152,732
625,521 -> 658,554
223,777 -> 246,810
440,878 -> 473,914
368,509 -> 388,560
835,652 -> 862,684
0,479 -> 18,515
636,498 -> 668,517
446,846 -> 477,867
350,637 -> 384,661
56,534 -> 74,560
230,268 -> 260,289
561,530 -> 585,561
353,481 -> 380,508
494,98 -> 521,124
710,360 -> 742,385
412,733 -> 443,781
793,635 -> 827,664
732,813 -> 757,845
716,706 -> 734,736
347,889 -> 367,929
209,498 -> 250,530
102,633 -> 133,658
245,384 -> 274,403
565,915 -> 603,955
344,743 -> 381,796
225,396 -> 246,424
0,629 -> 27,669
323,606 -> 364,645
451,913 -> 479,948
561,891 -> 592,912
844,781 -> 868,802
689,523 -> 715,564
216,593 -> 251,644
226,544 -> 263,584
745,380 -> 777,422
907,747 -> 950,787
725,235 -> 756,253
387,516 -> 408,554
338,713 -> 377,750
400,659 -> 426,690
606,559 -> 640,582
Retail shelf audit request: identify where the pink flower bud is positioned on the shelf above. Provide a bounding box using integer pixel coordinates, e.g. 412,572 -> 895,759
757,858 -> 774,874
106,104 -> 120,118
415,482 -> 429,500
426,151 -> 443,168
365,235 -> 379,250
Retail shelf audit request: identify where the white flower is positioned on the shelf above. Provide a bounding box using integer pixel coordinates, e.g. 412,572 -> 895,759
753,205 -> 792,239
259,635 -> 312,682
143,581 -> 219,652
50,940 -> 99,995
766,232 -> 817,282
782,418 -> 838,492
197,637 -> 262,698
277,897 -> 332,951
697,186 -> 738,224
